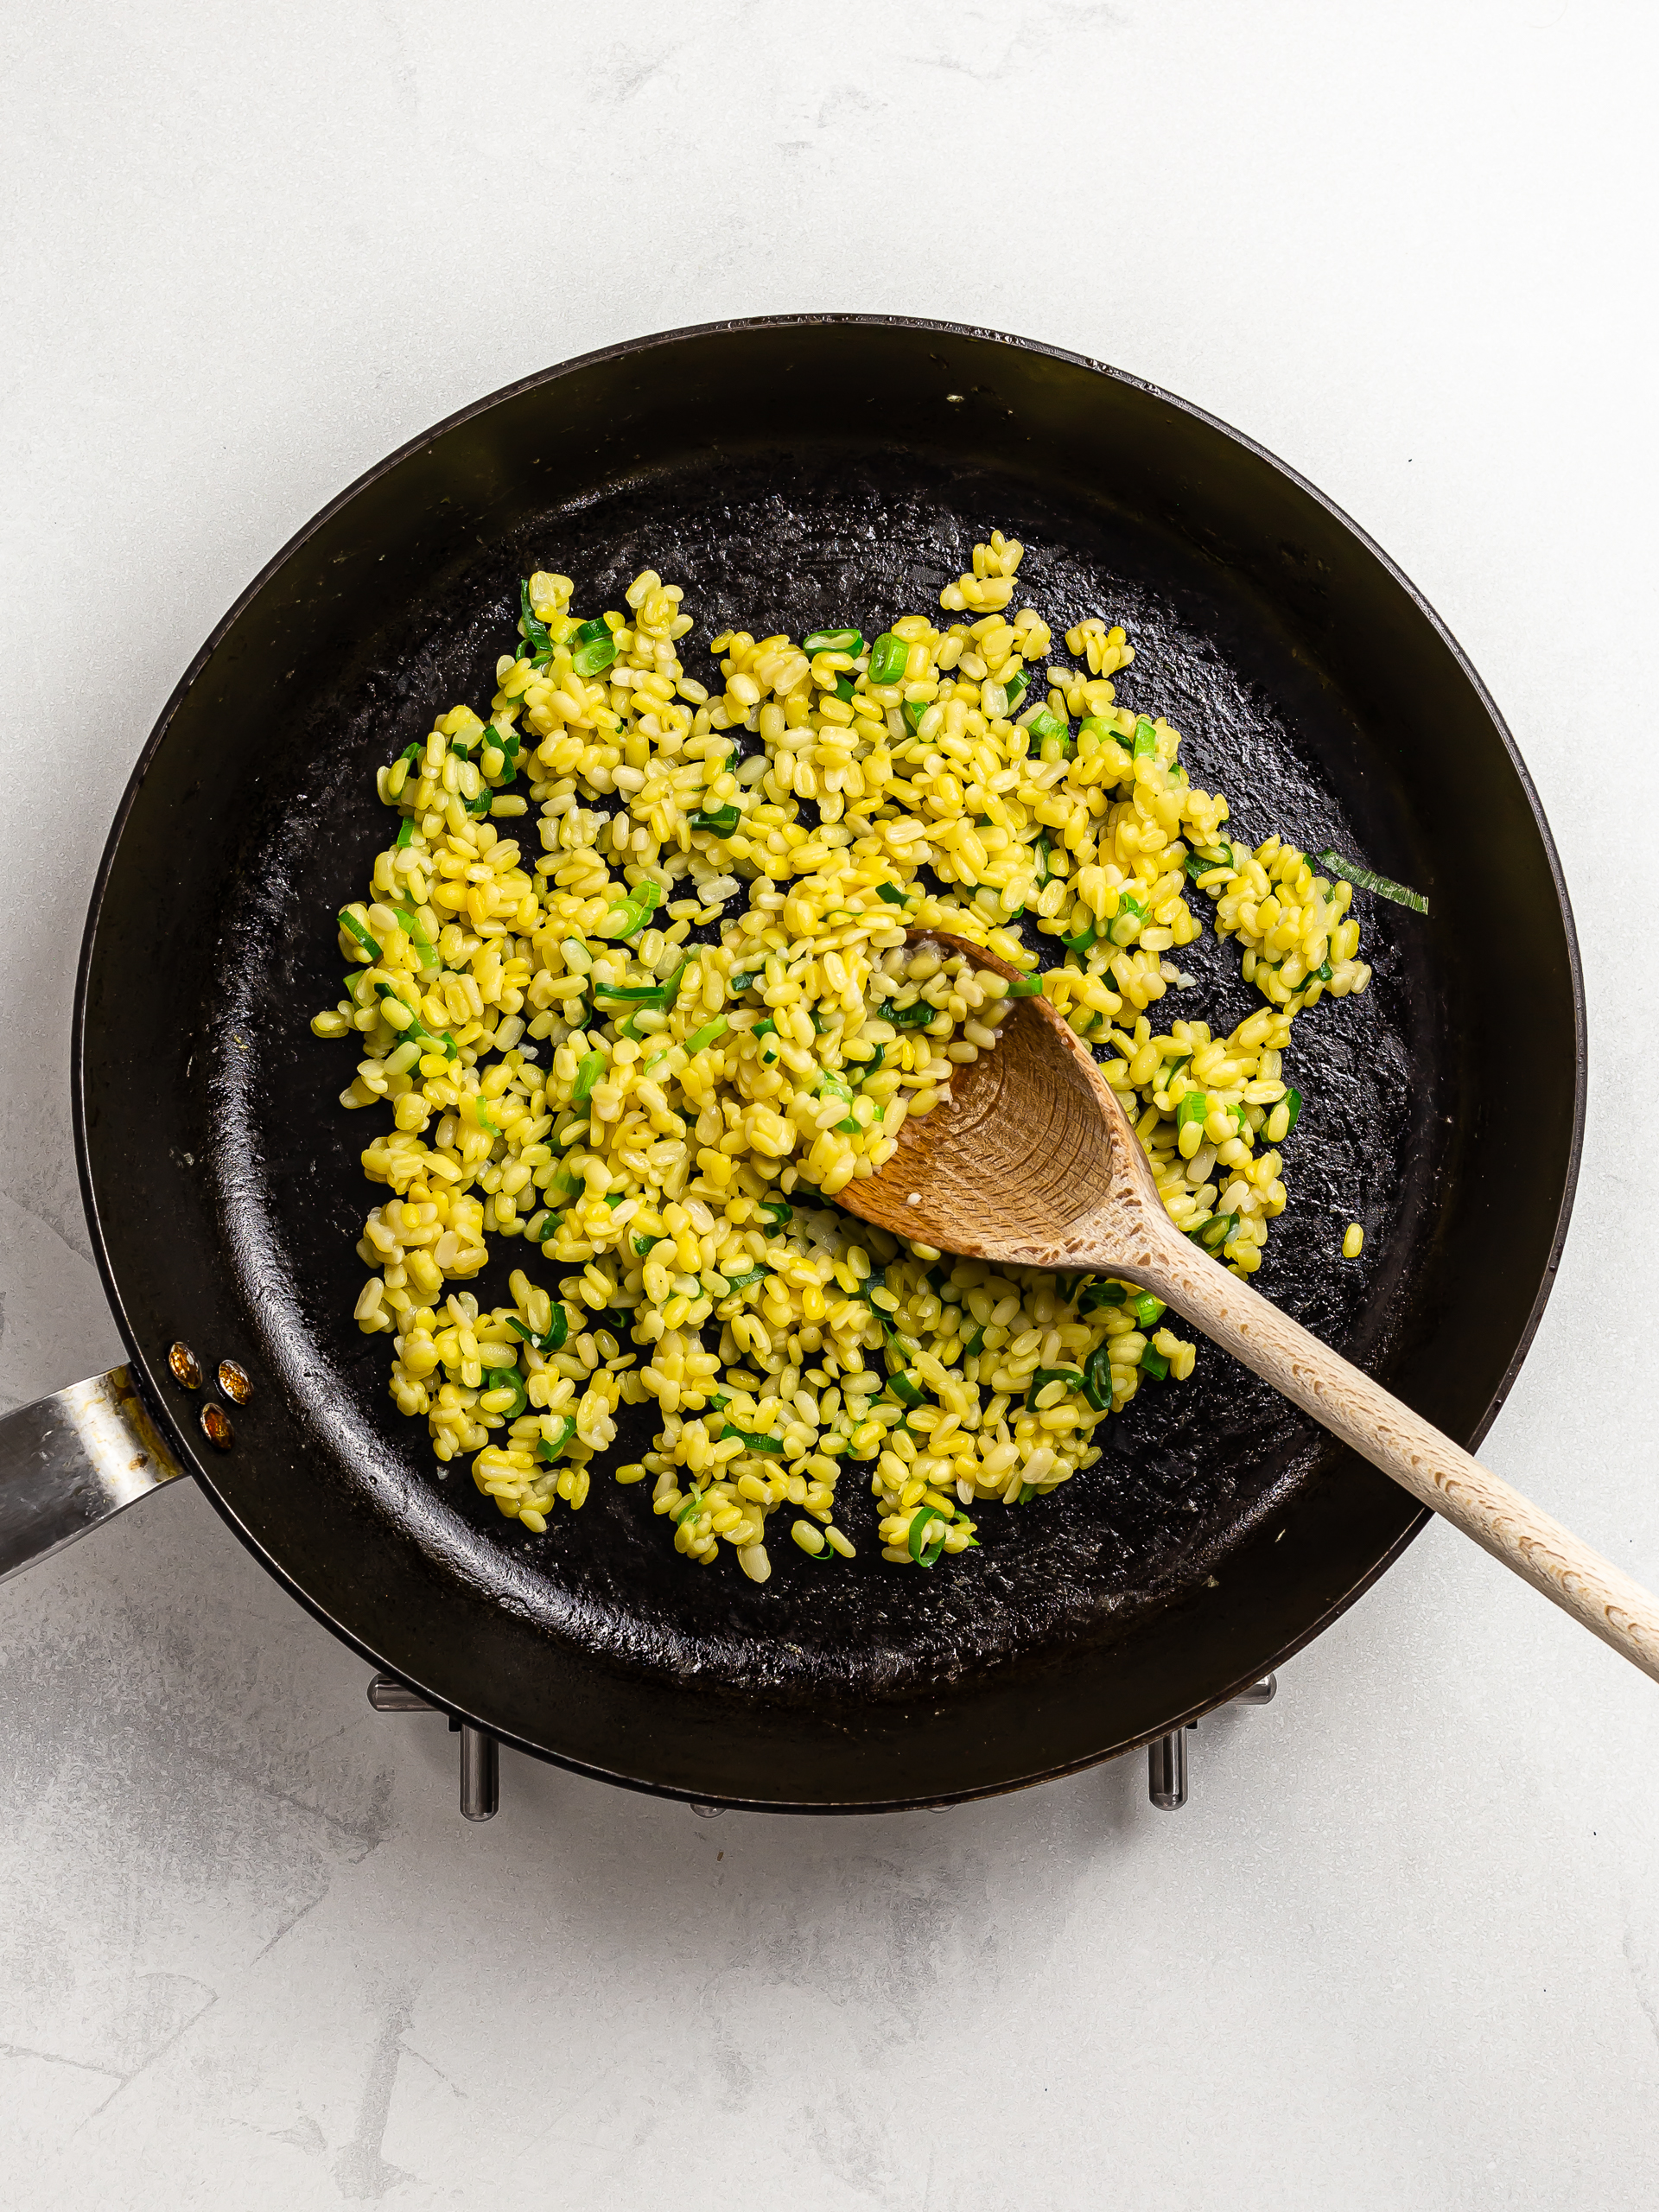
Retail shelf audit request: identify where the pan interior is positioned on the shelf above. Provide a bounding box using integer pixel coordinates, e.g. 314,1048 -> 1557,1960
77,322 -> 1578,1803
210,445 -> 1440,1700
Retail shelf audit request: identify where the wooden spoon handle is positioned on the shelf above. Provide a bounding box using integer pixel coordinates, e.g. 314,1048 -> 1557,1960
1131,1228 -> 1659,1683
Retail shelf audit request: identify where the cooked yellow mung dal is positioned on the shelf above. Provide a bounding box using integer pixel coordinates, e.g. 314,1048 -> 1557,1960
314,531 -> 1372,1582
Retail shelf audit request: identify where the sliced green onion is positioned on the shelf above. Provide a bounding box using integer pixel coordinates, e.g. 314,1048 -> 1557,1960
572,632 -> 617,677
684,1017 -> 728,1054
963,1325 -> 986,1357
537,1416 -> 578,1463
518,581 -> 556,666
1027,708 -> 1070,750
760,1201 -> 792,1228
606,881 -> 665,940
481,1366 -> 527,1418
339,910 -> 382,961
804,627 -> 863,656
834,676 -> 855,704
907,1507 -> 947,1567
507,1309 -> 569,1353
1016,1483 -> 1037,1505
1281,1086 -> 1304,1135
690,804 -> 741,836
1007,973 -> 1041,997
1315,849 -> 1427,914
868,632 -> 908,684
1193,1211 -> 1237,1251
395,817 -> 416,849
719,1266 -> 768,1293
594,963 -> 686,1007
1131,1292 -> 1165,1329
721,1423 -> 783,1455
1026,1366 -> 1084,1409
374,985 -> 455,1060
1184,841 -> 1233,883
889,998 -> 939,1029
1176,1090 -> 1210,1130
888,1373 -> 925,1409
1033,834 -> 1050,887
632,1233 -> 654,1256
571,1051 -> 607,1101
1140,1345 -> 1170,1380
901,698 -> 927,734
674,1487 -> 708,1525
1132,716 -> 1158,759
393,907 -> 436,963
1083,1344 -> 1115,1413
1003,669 -> 1028,711
1061,918 -> 1096,957
876,881 -> 909,906
1079,1280 -> 1126,1311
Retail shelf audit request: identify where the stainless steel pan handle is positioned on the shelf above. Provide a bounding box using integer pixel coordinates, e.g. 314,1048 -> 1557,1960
0,1368 -> 185,1581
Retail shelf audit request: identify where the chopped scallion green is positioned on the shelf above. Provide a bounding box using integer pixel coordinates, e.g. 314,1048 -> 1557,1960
481,1366 -> 527,1418
804,628 -> 863,656
339,910 -> 382,961
868,632 -> 908,684
721,1423 -> 783,1455
1315,849 -> 1428,914
907,1507 -> 947,1567
1026,1366 -> 1084,1409
537,1416 -> 578,1463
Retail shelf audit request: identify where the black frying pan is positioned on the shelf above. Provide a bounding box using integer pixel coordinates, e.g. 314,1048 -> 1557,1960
67,317 -> 1584,1810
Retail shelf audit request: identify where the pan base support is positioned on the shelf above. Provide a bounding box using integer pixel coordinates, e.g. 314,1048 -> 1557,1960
1148,1676 -> 1276,1810
365,1670 -> 1275,1820
367,1675 -> 499,1821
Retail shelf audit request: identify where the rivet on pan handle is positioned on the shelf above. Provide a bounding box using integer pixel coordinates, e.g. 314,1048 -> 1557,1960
367,1674 -> 499,1821
1147,1675 -> 1277,1811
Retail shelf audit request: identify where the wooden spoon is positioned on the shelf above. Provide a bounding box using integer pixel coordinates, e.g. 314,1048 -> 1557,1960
835,931 -> 1659,1682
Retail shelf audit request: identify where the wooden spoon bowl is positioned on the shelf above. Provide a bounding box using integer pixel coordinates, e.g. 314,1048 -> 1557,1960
836,931 -> 1659,1684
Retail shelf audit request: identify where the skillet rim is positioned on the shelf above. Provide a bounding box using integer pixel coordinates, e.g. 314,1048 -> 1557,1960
69,313 -> 1588,1804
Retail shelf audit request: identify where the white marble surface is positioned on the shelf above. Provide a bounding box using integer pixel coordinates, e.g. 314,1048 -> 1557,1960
3,3 -> 1657,2204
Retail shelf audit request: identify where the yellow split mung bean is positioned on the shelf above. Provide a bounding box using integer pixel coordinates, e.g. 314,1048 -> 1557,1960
314,530 -> 1371,1583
